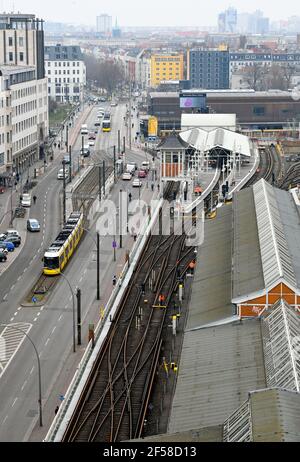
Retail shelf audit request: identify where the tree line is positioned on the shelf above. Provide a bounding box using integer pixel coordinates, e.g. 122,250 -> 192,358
83,54 -> 125,95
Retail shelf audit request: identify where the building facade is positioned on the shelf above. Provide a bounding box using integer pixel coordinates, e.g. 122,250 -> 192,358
45,45 -> 86,103
150,53 -> 184,88
0,14 -> 48,181
188,49 -> 230,89
229,52 -> 300,78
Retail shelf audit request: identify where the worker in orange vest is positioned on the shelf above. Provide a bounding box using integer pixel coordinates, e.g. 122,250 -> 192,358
189,260 -> 196,275
158,294 -> 165,306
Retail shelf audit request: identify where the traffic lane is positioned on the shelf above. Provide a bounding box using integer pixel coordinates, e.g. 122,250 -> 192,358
0,175 -> 61,314
0,174 -> 152,440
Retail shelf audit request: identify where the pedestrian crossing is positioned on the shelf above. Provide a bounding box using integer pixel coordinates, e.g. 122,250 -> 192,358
0,323 -> 32,379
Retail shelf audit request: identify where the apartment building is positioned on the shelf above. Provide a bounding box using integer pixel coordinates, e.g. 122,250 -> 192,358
45,44 -> 86,103
150,53 -> 184,88
188,49 -> 230,90
229,52 -> 300,77
0,13 -> 48,181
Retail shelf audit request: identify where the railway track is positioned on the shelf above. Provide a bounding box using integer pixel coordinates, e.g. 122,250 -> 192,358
278,162 -> 300,190
72,165 -> 113,218
244,145 -> 281,188
62,182 -> 196,442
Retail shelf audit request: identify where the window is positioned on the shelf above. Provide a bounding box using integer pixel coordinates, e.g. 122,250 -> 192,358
20,52 -> 24,62
8,37 -> 13,46
253,106 -> 265,116
9,52 -> 13,62
0,153 -> 4,166
19,37 -> 24,47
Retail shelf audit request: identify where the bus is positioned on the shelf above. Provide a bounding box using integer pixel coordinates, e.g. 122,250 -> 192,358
102,113 -> 111,132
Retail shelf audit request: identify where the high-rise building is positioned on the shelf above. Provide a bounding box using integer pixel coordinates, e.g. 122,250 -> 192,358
218,7 -> 237,33
96,14 -> 112,35
0,13 -> 48,180
188,49 -> 230,90
150,53 -> 184,88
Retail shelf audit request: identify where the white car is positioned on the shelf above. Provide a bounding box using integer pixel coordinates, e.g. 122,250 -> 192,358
6,229 -> 21,239
21,193 -> 31,207
88,140 -> 95,147
122,172 -> 132,181
132,179 -> 142,188
57,169 -> 69,180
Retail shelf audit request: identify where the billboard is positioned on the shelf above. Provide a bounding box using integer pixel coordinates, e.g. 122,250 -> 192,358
180,92 -> 206,109
148,116 -> 158,137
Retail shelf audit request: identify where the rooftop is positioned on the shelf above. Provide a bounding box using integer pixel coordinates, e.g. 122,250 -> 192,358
45,45 -> 83,61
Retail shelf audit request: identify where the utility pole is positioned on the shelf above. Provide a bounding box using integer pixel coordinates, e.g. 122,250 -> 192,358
119,189 -> 123,249
62,161 -> 66,225
76,288 -> 82,346
129,78 -> 132,150
98,165 -> 102,203
81,135 -> 84,157
113,146 -> 116,183
97,232 -> 100,300
102,160 -> 106,197
66,124 -> 69,150
118,130 -> 121,155
69,145 -> 72,184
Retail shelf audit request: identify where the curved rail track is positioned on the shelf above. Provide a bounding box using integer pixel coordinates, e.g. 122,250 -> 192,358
62,183 -> 196,442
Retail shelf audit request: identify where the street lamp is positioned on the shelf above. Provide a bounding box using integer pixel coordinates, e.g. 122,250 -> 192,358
83,228 -> 101,301
0,324 -> 43,427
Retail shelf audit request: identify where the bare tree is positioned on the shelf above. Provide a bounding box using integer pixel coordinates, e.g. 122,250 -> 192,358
242,63 -> 267,91
83,54 -> 125,95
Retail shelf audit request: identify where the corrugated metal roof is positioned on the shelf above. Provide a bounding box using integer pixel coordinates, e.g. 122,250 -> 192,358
129,426 -> 223,442
186,205 -> 233,330
168,318 -> 266,433
250,388 -> 300,442
180,127 -> 251,157
262,300 -> 300,392
254,180 -> 297,291
232,188 -> 265,301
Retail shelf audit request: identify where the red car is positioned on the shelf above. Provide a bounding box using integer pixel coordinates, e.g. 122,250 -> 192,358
138,170 -> 147,178
89,132 -> 96,140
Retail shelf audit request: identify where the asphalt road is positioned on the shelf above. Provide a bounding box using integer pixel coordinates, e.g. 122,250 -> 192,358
0,101 -> 156,441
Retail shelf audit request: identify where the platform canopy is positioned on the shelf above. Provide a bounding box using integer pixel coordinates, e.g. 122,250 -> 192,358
180,127 -> 251,158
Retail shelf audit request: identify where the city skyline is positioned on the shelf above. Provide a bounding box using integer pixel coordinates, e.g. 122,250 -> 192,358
1,0 -> 300,27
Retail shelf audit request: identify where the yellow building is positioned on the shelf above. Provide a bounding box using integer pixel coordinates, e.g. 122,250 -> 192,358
150,53 -> 184,88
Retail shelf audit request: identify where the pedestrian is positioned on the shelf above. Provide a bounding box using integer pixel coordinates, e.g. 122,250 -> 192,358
119,273 -> 123,287
113,275 -> 117,286
129,192 -> 132,202
55,405 -> 59,415
151,183 -> 154,192
141,282 -> 145,295
58,142 -> 61,149
133,232 -> 137,242
54,142 -> 57,149
33,195 -> 37,205
189,260 -> 196,275
157,183 -> 160,192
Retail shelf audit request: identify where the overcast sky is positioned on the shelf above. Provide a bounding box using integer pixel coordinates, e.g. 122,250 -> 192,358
1,0 -> 299,26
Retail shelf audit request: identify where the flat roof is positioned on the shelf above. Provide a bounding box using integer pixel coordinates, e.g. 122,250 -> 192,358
181,113 -> 236,129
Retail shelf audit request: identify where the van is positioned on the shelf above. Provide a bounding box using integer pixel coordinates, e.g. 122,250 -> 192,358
81,124 -> 88,135
141,161 -> 150,172
126,163 -> 136,175
21,193 -> 31,207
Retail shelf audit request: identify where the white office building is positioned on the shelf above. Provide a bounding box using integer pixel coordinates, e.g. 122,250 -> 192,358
45,45 -> 86,103
96,14 -> 112,35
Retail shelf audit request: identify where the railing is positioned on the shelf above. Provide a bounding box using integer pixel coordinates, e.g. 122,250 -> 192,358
45,191 -> 163,442
223,399 -> 253,442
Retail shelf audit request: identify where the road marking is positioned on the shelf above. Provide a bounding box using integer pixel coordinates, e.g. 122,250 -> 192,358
37,312 -> 41,317
58,315 -> 63,322
69,295 -> 72,301
33,318 -> 38,322
17,276 -> 21,281
40,306 -> 44,312
3,294 -> 8,301
11,285 -> 15,291
52,326 -> 56,334
30,366 -> 34,375
2,416 -> 8,425
14,312 -> 18,316
21,381 -> 27,391
0,323 -> 33,379
10,318 -> 14,322
17,307 -> 21,311
12,398 -> 18,407
45,338 -> 50,346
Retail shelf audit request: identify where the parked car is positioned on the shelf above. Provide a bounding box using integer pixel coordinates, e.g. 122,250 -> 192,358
88,140 -> 95,147
122,172 -> 132,181
138,170 -> 147,178
110,102 -> 118,107
6,229 -> 21,239
21,193 -> 31,207
3,236 -> 21,247
88,132 -> 96,140
57,168 -> 69,180
0,241 -> 14,252
0,251 -> 7,262
132,179 -> 142,188
27,219 -> 41,232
